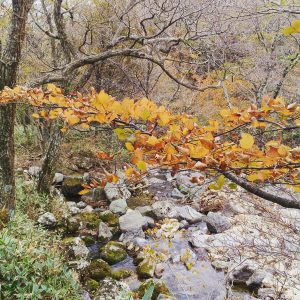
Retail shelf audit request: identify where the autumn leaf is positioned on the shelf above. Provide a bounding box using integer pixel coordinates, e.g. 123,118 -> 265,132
136,160 -> 147,172
240,133 -> 254,149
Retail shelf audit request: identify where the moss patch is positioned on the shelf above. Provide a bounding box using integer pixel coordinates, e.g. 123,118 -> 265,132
80,212 -> 100,229
99,211 -> 119,227
111,268 -> 133,280
85,278 -> 100,293
137,279 -> 170,300
127,193 -> 154,209
136,259 -> 155,279
100,241 -> 127,265
86,259 -> 112,280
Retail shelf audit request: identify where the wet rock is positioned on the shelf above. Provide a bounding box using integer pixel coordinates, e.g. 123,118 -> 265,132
176,205 -> 205,224
99,211 -> 119,227
104,182 -> 131,202
94,279 -> 130,300
205,212 -> 231,233
86,259 -> 112,280
119,209 -> 148,232
111,268 -> 133,280
100,241 -> 127,265
137,259 -> 156,279
137,279 -> 170,300
80,212 -> 100,229
37,212 -> 56,227
98,222 -> 113,242
61,176 -> 84,197
53,172 -> 64,183
151,201 -> 178,220
109,198 -> 127,214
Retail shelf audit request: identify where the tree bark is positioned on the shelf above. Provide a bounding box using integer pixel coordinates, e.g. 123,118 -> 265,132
0,0 -> 34,216
223,172 -> 300,209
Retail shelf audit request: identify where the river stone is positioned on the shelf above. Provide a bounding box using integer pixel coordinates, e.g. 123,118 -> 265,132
151,200 -> 179,219
109,198 -> 127,214
37,212 -> 56,227
86,259 -> 112,280
205,212 -> 231,233
119,209 -> 148,232
53,172 -> 64,183
98,222 -> 113,242
104,182 -> 131,201
100,241 -> 127,265
176,205 -> 205,224
94,279 -> 130,300
137,258 -> 156,279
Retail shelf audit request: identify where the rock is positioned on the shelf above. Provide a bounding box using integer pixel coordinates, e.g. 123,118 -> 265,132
37,212 -> 56,227
77,201 -> 87,209
81,187 -> 106,202
86,259 -> 112,280
137,279 -> 170,300
137,259 -> 156,279
80,212 -> 100,229
205,212 -> 231,233
98,222 -> 113,242
69,206 -> 81,215
176,173 -> 196,189
127,193 -> 154,209
246,269 -> 269,288
65,216 -> 80,233
85,279 -> 100,293
135,205 -> 153,215
171,188 -> 185,199
176,205 -> 205,224
257,288 -> 276,300
28,166 -> 41,177
111,269 -> 133,280
99,210 -> 119,227
119,209 -> 148,232
151,201 -> 178,220
155,263 -> 165,278
189,232 -> 210,248
100,241 -> 127,265
229,263 -> 256,285
119,228 -> 145,245
157,295 -> 177,300
149,177 -> 166,185
61,176 -> 84,197
82,205 -> 94,213
104,182 -> 131,202
81,290 -> 92,300
63,237 -> 89,260
109,198 -> 127,214
94,279 -> 130,300
53,172 -> 64,183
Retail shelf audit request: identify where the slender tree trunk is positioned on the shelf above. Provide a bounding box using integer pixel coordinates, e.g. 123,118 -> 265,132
0,0 -> 34,217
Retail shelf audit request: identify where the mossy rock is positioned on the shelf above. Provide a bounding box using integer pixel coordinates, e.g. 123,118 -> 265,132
61,176 -> 84,197
111,268 -> 133,280
137,279 -> 170,300
62,236 -> 84,247
64,217 -> 80,233
136,259 -> 155,279
82,236 -> 96,246
100,241 -> 127,265
85,278 -> 100,293
86,259 -> 112,280
99,211 -> 119,227
127,193 -> 154,209
80,212 -> 100,229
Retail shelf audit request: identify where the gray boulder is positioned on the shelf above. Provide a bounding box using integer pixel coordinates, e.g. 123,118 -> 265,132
109,198 -> 127,214
98,222 -> 113,242
176,205 -> 205,224
119,209 -> 148,232
205,212 -> 231,233
151,200 -> 179,219
104,182 -> 131,202
94,279 -> 130,300
37,212 -> 56,227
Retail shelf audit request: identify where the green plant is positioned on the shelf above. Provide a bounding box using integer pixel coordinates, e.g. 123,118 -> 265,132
0,214 -> 80,300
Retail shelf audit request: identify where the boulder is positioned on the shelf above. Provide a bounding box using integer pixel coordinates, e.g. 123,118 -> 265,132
99,211 -> 119,227
109,199 -> 127,214
98,222 -> 113,242
137,279 -> 170,300
111,269 -> 133,280
53,172 -> 64,183
175,205 -> 205,224
151,201 -> 178,220
100,241 -> 127,265
80,212 -> 100,229
137,259 -> 156,279
189,232 -> 210,248
77,201 -> 87,209
61,176 -> 84,197
37,212 -> 56,227
119,209 -> 148,232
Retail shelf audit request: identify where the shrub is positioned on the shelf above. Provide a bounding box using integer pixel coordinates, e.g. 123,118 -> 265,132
0,214 -> 81,300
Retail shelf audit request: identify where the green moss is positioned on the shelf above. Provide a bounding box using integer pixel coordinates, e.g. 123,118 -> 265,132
127,193 -> 154,209
86,259 -> 112,280
111,268 -> 133,280
100,241 -> 127,265
99,211 -> 119,227
85,279 -> 100,292
80,212 -> 100,229
82,236 -> 96,246
137,279 -> 170,300
136,259 -> 155,279
64,217 -> 80,233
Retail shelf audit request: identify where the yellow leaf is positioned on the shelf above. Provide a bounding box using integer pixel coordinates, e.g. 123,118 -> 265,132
147,136 -> 159,146
136,160 -> 147,172
32,113 -> 39,118
47,83 -> 62,94
189,145 -> 209,159
79,188 -> 90,195
67,115 -> 80,125
240,133 -> 254,149
158,112 -> 170,125
125,142 -> 134,151
125,167 -> 134,177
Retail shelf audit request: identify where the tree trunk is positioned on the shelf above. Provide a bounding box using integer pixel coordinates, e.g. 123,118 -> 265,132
0,0 -> 34,217
223,172 -> 300,209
